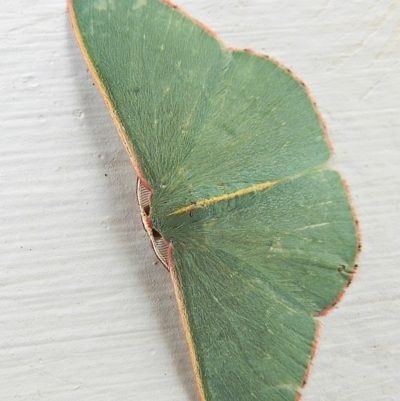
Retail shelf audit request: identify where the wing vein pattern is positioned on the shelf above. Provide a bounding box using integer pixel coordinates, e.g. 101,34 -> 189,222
71,1 -> 359,400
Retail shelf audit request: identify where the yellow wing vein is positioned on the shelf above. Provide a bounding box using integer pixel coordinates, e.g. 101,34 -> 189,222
170,180 -> 278,215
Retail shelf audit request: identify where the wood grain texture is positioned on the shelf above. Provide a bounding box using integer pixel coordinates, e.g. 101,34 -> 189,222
1,1 -> 399,400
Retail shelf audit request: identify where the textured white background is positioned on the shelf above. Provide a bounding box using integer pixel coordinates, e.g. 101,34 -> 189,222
1,1 -> 399,400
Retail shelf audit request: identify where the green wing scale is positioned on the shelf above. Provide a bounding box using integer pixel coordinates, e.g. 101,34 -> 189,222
70,1 -> 359,400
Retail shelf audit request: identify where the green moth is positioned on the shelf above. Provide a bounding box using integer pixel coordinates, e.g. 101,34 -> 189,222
69,1 -> 360,400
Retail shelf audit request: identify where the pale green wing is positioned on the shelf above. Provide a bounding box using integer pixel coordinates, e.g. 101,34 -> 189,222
70,1 -> 359,401
152,50 -> 330,216
70,0 -> 230,188
71,0 -> 329,202
169,170 -> 357,401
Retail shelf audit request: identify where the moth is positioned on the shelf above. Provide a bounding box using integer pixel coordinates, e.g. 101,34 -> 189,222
69,1 -> 360,400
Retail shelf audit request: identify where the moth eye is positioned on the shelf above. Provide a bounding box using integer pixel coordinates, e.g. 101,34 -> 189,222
151,228 -> 162,240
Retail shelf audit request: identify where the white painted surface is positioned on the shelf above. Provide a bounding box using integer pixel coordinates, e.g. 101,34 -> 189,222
1,1 -> 399,400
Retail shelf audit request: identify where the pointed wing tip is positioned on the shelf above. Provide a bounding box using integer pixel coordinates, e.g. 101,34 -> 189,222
317,262 -> 359,318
